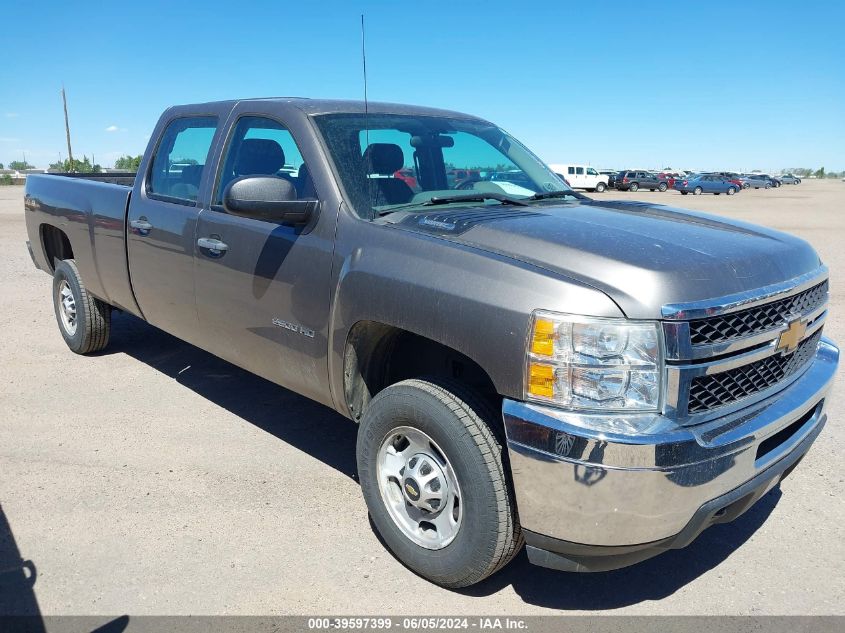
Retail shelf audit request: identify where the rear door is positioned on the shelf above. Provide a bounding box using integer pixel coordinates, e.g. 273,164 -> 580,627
192,106 -> 336,405
127,108 -> 230,341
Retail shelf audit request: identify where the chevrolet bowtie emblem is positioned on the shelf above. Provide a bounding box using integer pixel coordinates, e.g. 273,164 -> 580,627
777,318 -> 807,354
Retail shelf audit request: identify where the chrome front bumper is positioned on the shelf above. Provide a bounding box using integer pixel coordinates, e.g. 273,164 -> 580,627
503,338 -> 838,570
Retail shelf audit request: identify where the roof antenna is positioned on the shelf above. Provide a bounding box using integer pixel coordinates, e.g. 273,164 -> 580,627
361,13 -> 374,219
361,14 -> 369,146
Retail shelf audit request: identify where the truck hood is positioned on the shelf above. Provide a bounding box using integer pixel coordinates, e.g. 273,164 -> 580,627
392,200 -> 821,318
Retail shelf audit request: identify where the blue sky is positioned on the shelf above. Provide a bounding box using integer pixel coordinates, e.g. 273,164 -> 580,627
1,0 -> 842,171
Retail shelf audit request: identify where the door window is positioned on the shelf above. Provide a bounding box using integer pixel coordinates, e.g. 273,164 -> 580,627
575,167 -> 584,175
586,167 -> 598,175
215,116 -> 314,206
147,116 -> 218,204
567,167 -> 575,175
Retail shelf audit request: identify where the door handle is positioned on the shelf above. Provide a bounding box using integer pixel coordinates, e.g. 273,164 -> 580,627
197,237 -> 229,256
130,218 -> 153,233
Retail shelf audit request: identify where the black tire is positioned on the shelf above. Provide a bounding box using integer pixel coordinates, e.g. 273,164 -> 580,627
743,183 -> 750,189
595,182 -> 607,193
357,378 -> 522,588
765,183 -> 771,189
693,186 -> 703,195
681,191 -> 688,195
727,187 -> 736,195
658,182 -> 668,192
52,258 -> 111,354
629,182 -> 639,192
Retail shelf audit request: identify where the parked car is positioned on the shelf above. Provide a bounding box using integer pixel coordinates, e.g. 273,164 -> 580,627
658,172 -> 684,189
780,173 -> 802,184
547,164 -> 609,192
740,174 -> 774,190
675,174 -> 741,195
615,170 -> 669,192
756,173 -> 782,188
23,97 -> 837,589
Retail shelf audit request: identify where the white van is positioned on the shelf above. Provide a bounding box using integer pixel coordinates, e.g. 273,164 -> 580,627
547,164 -> 609,192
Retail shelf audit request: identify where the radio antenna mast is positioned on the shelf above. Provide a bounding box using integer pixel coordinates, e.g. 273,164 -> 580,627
361,14 -> 370,147
61,85 -> 74,172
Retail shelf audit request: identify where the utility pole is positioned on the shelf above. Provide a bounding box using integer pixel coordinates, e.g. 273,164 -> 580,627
61,86 -> 74,172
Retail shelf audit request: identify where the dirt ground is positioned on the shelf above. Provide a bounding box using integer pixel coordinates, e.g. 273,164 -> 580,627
1,180 -> 843,616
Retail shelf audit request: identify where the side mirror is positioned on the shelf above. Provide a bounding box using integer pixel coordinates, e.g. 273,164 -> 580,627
223,176 -> 317,226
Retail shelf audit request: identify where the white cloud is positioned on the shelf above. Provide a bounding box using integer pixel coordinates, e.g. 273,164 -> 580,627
105,125 -> 119,132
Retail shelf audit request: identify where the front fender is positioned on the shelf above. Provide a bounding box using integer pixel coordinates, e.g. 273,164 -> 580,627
327,217 -> 623,414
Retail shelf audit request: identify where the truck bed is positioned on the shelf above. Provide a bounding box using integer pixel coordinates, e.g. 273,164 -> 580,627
44,171 -> 137,186
24,173 -> 140,315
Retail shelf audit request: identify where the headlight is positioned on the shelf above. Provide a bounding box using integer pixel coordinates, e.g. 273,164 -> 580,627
526,311 -> 663,411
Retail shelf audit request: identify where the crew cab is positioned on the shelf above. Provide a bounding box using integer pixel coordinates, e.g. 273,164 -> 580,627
24,98 -> 838,588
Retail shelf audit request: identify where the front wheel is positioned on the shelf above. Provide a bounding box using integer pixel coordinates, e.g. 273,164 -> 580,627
693,186 -> 703,195
595,182 -> 607,193
52,259 -> 111,354
357,379 -> 522,588
727,187 -> 736,195
658,182 -> 668,192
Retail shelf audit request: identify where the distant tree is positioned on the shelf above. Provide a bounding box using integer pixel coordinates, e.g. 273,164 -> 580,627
8,160 -> 34,170
0,162 -> 4,169
813,167 -> 825,179
170,157 -> 198,165
0,174 -> 13,185
114,154 -> 143,171
48,156 -> 101,173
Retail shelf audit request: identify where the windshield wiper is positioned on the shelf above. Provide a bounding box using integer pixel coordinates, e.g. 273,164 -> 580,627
527,190 -> 587,201
423,193 -> 530,207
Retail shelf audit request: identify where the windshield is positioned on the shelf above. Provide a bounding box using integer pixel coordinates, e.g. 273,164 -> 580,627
313,112 -> 572,218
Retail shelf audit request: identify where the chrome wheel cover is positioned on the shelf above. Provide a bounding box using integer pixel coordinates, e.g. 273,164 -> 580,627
58,280 -> 77,336
376,426 -> 463,549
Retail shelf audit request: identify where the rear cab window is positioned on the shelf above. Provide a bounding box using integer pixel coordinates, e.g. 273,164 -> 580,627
147,116 -> 218,205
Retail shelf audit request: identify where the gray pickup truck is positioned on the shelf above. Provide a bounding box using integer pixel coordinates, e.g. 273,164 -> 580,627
24,98 -> 838,588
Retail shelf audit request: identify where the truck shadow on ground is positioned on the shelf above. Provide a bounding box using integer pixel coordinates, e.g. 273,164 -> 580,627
105,311 -> 782,610
104,311 -> 359,479
459,487 -> 781,608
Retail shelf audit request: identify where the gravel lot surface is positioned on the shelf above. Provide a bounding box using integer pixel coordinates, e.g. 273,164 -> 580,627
1,181 -> 843,616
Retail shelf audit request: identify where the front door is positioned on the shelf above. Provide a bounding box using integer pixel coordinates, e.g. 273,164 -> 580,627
127,114 -> 222,340
192,112 -> 336,405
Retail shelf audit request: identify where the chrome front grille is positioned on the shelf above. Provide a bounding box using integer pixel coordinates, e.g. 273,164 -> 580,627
689,280 -> 828,346
663,268 -> 829,421
688,330 -> 823,414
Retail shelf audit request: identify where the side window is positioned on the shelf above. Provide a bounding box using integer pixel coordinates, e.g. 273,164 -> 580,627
148,116 -> 217,204
215,116 -> 313,205
567,166 -> 575,175
575,167 -> 584,175
586,167 -> 597,175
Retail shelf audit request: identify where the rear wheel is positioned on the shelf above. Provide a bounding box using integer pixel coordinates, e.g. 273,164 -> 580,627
629,183 -> 639,192
52,259 -> 111,354
357,379 -> 522,588
693,186 -> 703,195
595,182 -> 607,193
